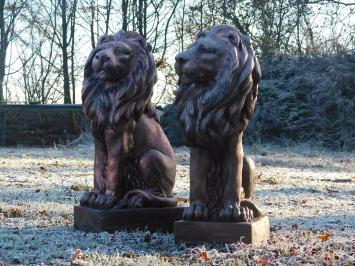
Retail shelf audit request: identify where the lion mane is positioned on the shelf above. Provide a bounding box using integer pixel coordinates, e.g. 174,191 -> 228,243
82,30 -> 158,134
175,25 -> 261,147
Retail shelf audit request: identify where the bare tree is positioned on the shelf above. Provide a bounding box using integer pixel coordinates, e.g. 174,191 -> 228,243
0,0 -> 27,102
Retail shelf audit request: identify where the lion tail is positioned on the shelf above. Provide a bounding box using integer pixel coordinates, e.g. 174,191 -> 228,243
114,189 -> 178,209
240,199 -> 264,218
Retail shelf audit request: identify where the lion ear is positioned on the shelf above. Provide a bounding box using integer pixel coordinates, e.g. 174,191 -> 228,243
137,38 -> 147,49
227,32 -> 240,46
195,31 -> 206,40
137,37 -> 151,51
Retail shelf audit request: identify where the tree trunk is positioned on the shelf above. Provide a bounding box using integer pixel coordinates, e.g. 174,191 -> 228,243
122,0 -> 128,31
61,0 -> 71,104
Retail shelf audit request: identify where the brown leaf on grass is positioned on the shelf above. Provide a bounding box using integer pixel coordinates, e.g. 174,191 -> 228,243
318,231 -> 334,241
35,188 -> 43,193
38,210 -> 48,216
39,166 -> 47,171
53,161 -> 59,166
177,197 -> 188,203
264,178 -> 279,185
255,173 -> 262,182
292,224 -> 299,230
162,256 -> 174,262
122,252 -> 135,258
10,208 -> 24,217
198,251 -> 209,261
71,249 -> 85,260
71,183 -> 85,191
259,257 -> 269,266
289,246 -> 299,255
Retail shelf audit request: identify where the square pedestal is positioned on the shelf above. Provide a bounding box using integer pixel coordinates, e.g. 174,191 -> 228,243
74,205 -> 184,233
174,215 -> 270,245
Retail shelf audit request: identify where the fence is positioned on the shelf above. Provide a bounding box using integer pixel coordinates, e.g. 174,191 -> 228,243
0,104 -> 82,146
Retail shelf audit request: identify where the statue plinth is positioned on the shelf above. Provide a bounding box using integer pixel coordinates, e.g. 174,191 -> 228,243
174,215 -> 270,245
74,205 -> 184,233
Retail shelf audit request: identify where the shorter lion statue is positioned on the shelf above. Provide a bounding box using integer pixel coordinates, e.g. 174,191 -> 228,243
80,30 -> 177,209
175,25 -> 262,222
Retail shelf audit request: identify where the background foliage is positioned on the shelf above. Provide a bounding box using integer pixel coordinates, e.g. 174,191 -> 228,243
0,0 -> 354,149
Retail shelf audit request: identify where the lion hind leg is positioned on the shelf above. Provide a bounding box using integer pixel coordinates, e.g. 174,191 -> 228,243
242,156 -> 256,199
138,148 -> 175,197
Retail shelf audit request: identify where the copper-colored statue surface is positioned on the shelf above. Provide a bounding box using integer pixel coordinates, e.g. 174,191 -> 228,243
175,25 -> 262,222
80,30 -> 176,210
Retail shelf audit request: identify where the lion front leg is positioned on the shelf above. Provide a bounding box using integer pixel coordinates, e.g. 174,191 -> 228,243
183,147 -> 210,221
93,128 -> 131,209
218,135 -> 253,222
80,138 -> 107,207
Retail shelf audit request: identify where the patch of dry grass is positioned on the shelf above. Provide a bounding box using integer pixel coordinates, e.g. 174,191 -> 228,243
0,144 -> 354,265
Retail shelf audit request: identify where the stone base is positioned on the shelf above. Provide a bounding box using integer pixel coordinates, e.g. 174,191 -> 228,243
174,216 -> 270,245
74,205 -> 184,233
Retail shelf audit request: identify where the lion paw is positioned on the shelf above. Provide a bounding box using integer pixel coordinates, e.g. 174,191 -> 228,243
218,204 -> 254,222
80,191 -> 98,207
92,190 -> 118,209
183,202 -> 209,221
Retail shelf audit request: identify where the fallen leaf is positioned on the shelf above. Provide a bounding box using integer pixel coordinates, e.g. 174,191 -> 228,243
162,256 -> 174,262
177,197 -> 188,203
318,231 -> 334,241
292,224 -> 299,230
71,183 -> 85,191
71,249 -> 85,260
122,252 -> 135,258
10,208 -> 24,217
198,251 -> 209,260
39,166 -> 47,171
38,210 -> 48,216
259,257 -> 269,266
35,188 -> 43,193
264,178 -> 278,185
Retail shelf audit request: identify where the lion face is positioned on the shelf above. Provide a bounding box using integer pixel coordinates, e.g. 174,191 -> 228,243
174,25 -> 261,147
89,31 -> 151,82
92,41 -> 133,81
82,30 -> 158,131
175,30 -> 235,84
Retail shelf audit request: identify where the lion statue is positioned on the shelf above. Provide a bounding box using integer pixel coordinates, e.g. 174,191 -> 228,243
80,30 -> 177,210
175,25 -> 262,222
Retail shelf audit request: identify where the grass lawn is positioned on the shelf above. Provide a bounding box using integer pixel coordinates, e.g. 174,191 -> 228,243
0,144 -> 354,265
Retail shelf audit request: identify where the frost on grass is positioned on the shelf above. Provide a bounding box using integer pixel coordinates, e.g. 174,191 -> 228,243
0,144 -> 354,265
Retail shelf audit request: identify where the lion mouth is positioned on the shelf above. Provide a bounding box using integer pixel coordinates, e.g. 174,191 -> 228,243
96,70 -> 107,80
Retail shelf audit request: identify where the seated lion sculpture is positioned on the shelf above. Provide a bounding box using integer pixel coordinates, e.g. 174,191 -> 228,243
175,25 -> 262,222
80,30 -> 177,209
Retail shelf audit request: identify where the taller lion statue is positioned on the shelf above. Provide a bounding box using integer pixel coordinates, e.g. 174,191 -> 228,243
175,25 -> 262,222
80,30 -> 177,209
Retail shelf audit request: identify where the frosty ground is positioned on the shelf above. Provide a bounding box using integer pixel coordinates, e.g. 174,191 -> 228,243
0,144 -> 354,265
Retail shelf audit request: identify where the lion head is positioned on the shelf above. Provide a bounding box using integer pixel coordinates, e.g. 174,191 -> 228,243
174,24 -> 261,147
82,30 -> 158,133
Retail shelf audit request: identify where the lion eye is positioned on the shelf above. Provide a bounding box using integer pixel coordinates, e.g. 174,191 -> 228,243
200,45 -> 216,54
116,48 -> 131,55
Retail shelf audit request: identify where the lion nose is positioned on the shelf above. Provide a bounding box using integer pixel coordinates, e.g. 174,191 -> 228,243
95,53 -> 110,64
175,52 -> 188,64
